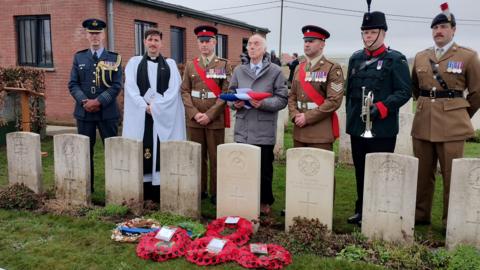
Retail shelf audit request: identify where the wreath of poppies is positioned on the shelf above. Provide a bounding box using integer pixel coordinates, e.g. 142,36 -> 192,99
236,243 -> 293,270
111,218 -> 161,243
205,216 -> 253,246
185,236 -> 239,266
136,228 -> 191,262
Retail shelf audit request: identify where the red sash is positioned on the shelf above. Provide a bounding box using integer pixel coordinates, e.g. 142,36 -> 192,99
298,62 -> 339,139
193,58 -> 230,128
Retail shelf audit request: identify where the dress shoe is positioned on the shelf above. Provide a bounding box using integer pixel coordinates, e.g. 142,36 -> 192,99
415,220 -> 431,226
347,213 -> 362,224
210,195 -> 216,205
201,192 -> 208,200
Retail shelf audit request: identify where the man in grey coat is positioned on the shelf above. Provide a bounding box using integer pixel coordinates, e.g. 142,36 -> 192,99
229,34 -> 288,215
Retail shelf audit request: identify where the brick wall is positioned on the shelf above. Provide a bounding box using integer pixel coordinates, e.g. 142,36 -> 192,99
0,0 -> 261,124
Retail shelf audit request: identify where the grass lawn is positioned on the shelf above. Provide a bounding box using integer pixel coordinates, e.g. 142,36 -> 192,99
0,124 -> 479,269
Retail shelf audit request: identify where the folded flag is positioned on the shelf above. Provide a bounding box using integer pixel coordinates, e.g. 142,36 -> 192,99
220,88 -> 272,109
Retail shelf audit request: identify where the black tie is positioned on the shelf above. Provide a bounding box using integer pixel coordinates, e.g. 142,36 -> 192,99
93,51 -> 98,62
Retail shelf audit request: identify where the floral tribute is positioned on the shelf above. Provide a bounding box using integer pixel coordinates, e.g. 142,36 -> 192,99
185,236 -> 239,266
236,243 -> 293,269
136,227 -> 191,262
205,216 -> 253,246
111,218 -> 161,243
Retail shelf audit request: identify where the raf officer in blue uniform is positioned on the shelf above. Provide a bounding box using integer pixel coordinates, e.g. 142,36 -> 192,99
68,18 -> 122,192
345,2 -> 411,225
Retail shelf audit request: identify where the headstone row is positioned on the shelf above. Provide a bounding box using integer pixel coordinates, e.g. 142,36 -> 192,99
5,132 -> 480,249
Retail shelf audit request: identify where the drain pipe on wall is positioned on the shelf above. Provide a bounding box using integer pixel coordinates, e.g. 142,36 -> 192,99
107,0 -> 115,51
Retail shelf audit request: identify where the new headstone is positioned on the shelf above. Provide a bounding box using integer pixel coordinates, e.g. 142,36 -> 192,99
338,110 -> 353,164
54,134 -> 90,206
285,148 -> 335,231
224,108 -> 236,143
105,137 -> 143,207
472,111 -> 480,130
446,158 -> 480,250
217,143 -> 261,221
394,113 -> 414,156
160,141 -> 201,218
362,153 -> 418,243
274,108 -> 287,160
400,98 -> 413,114
6,132 -> 42,193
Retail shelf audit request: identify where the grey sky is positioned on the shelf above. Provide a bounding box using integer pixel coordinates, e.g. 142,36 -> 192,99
166,0 -> 480,58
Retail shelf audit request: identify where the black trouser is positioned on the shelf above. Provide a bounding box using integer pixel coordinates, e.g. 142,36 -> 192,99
254,144 -> 275,205
142,113 -> 160,203
350,136 -> 396,214
77,119 -> 118,192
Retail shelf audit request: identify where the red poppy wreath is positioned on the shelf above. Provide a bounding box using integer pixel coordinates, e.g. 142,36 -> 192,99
205,216 -> 253,246
185,236 -> 239,266
136,227 -> 191,262
236,243 -> 293,269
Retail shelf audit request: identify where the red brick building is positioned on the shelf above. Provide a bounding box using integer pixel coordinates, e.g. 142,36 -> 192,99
0,0 -> 268,124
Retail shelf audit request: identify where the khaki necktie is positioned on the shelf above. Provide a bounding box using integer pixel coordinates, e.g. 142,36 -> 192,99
435,48 -> 444,60
305,62 -> 312,72
204,58 -> 209,67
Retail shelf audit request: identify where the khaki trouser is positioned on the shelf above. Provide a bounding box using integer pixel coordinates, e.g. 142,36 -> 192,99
188,127 -> 225,195
413,138 -> 464,225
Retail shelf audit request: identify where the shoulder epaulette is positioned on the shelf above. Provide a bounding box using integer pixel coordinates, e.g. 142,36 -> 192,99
456,45 -> 476,54
75,49 -> 89,54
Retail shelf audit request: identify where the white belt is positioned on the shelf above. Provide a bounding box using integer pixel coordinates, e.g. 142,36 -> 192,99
297,101 -> 318,110
191,90 -> 217,99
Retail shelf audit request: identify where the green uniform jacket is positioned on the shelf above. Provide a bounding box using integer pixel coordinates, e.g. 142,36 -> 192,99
346,48 -> 412,137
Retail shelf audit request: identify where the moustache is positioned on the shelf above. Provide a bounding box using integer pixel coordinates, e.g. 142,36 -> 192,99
435,34 -> 444,38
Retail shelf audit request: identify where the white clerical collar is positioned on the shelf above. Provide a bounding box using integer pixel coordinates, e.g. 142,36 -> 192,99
434,39 -> 454,54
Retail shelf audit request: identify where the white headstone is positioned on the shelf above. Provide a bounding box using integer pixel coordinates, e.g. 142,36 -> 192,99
105,137 -> 143,207
224,109 -> 236,143
283,104 -> 290,127
285,148 -> 335,231
54,134 -> 90,206
6,132 -> 43,193
160,141 -> 201,218
362,153 -> 418,243
274,108 -> 287,160
394,113 -> 414,156
217,143 -> 261,221
446,158 -> 480,250
471,111 -> 480,131
400,98 -> 413,114
338,111 -> 353,164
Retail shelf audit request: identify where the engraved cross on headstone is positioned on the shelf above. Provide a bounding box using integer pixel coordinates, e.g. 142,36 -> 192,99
114,158 -> 130,195
64,177 -> 77,202
229,185 -> 245,210
299,191 -> 318,217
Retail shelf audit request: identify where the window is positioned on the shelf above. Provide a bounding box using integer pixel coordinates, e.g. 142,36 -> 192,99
16,15 -> 53,67
170,27 -> 185,63
134,20 -> 157,56
216,34 -> 228,58
242,38 -> 248,54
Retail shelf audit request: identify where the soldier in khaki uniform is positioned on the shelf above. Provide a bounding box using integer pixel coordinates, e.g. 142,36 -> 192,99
412,3 -> 480,226
181,25 -> 232,204
288,25 -> 344,151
